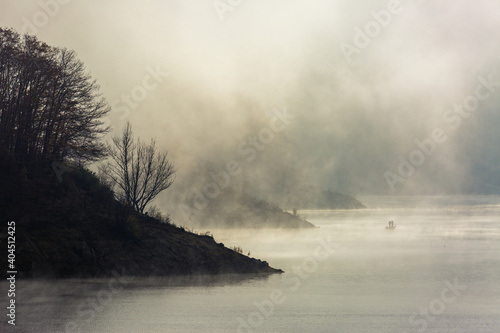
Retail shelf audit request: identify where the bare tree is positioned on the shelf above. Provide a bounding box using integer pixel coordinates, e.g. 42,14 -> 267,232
100,122 -> 175,214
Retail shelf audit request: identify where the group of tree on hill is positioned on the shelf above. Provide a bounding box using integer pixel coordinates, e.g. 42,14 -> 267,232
0,27 -> 175,214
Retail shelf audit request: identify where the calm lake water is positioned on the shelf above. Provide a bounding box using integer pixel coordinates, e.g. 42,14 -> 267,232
3,196 -> 500,333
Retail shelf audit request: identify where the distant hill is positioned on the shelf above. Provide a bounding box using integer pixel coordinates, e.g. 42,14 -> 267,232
280,186 -> 366,210
187,189 -> 316,229
0,166 -> 282,278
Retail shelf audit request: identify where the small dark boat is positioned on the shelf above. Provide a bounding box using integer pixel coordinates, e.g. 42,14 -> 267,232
385,220 -> 396,230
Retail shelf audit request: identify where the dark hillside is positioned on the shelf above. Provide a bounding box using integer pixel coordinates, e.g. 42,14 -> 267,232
188,189 -> 316,229
0,165 -> 282,278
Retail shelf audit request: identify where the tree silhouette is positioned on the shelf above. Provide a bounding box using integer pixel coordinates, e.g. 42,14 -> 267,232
0,28 -> 109,170
99,122 -> 176,214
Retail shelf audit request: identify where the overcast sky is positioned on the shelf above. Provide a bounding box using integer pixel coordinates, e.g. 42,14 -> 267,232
2,0 -> 500,202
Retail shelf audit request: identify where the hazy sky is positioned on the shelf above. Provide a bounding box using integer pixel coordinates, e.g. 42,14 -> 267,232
2,0 -> 500,201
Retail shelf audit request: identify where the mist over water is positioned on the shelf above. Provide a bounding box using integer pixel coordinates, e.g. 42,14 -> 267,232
2,1 -> 500,332
3,1 -> 500,199
4,196 -> 500,333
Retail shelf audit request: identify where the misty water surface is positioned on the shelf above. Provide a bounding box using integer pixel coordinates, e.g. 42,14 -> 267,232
2,196 -> 499,333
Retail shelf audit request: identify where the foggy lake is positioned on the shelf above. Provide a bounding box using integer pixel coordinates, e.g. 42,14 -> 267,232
4,195 -> 499,333
2,2 -> 500,333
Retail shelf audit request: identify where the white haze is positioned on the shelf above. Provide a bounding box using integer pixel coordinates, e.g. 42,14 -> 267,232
2,0 -> 500,205
4,196 -> 500,332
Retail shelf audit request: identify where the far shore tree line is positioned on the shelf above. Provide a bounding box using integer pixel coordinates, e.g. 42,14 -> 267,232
0,27 -> 175,214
